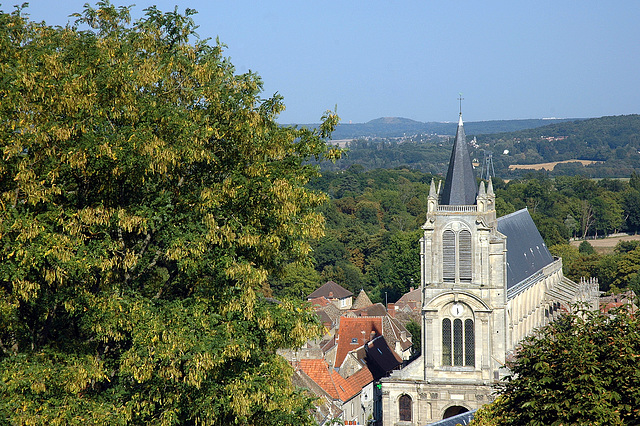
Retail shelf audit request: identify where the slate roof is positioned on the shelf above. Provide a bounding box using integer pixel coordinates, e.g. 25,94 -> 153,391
364,335 -> 402,380
440,114 -> 477,205
426,409 -> 476,425
497,208 -> 554,289
308,281 -> 353,300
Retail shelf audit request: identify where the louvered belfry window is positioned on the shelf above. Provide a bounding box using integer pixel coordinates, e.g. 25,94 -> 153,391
442,318 -> 452,366
442,228 -> 472,283
459,230 -> 472,282
443,230 -> 456,282
399,394 -> 412,421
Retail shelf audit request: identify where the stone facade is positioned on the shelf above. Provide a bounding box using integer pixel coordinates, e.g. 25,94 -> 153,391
378,114 -> 598,425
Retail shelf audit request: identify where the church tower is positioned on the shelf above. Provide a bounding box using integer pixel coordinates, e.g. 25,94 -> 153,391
378,111 -> 597,425
420,113 -> 508,391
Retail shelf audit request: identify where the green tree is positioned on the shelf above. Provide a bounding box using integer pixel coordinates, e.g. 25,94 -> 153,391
405,320 -> 421,357
269,263 -> 321,301
0,3 -> 339,424
472,306 -> 640,426
578,240 -> 596,254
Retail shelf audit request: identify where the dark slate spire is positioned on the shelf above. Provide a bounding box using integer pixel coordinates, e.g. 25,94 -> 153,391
439,114 -> 477,205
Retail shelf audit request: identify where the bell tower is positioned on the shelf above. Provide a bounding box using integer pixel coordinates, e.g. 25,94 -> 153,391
420,114 -> 508,385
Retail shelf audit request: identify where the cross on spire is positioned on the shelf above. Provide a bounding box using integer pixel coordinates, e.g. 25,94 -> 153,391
458,93 -> 464,116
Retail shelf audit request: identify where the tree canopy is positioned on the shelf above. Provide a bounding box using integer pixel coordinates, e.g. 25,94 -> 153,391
472,306 -> 640,426
0,2 -> 339,424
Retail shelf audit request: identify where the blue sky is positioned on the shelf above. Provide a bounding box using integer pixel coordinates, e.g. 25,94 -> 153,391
11,1 -> 640,124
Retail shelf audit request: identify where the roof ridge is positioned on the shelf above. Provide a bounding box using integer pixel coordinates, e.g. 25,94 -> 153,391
497,207 -> 528,221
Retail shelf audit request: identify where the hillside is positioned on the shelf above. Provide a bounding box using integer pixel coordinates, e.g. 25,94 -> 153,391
318,114 -> 640,178
293,117 -> 579,139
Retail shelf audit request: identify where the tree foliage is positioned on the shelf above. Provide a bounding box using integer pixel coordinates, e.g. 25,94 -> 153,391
0,3 -> 339,424
472,306 -> 640,426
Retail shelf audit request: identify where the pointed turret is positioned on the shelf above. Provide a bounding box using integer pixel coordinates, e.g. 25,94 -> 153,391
478,181 -> 486,196
487,177 -> 494,196
428,178 -> 438,213
439,114 -> 477,205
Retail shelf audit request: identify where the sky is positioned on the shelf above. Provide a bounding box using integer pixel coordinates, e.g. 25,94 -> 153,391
9,1 -> 640,124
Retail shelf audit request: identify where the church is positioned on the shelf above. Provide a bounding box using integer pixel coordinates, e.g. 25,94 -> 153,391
377,113 -> 598,425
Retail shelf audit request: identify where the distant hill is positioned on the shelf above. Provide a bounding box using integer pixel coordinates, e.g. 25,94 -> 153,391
317,114 -> 640,179
290,117 -> 581,139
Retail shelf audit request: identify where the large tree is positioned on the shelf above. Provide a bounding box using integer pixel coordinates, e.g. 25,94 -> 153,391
471,306 -> 640,426
0,3 -> 339,424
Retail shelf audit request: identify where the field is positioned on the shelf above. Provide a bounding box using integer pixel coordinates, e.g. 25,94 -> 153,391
570,234 -> 640,254
509,159 -> 599,171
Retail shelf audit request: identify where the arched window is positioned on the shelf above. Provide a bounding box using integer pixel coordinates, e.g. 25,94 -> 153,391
442,318 -> 452,366
442,228 -> 472,283
453,319 -> 463,365
399,394 -> 412,422
442,310 -> 475,367
465,319 -> 475,366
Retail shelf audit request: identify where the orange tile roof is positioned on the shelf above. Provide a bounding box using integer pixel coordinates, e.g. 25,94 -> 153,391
298,359 -> 339,399
335,317 -> 383,367
309,296 -> 330,308
347,366 -> 374,390
297,358 -> 365,402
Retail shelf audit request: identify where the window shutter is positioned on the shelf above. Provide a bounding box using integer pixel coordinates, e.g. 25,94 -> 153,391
443,230 -> 456,282
459,230 -> 472,282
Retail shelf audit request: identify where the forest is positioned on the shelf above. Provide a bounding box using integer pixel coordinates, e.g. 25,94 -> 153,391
319,114 -> 640,179
270,167 -> 640,304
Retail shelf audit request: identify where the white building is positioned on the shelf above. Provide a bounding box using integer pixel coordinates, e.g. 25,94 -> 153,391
378,113 -> 598,425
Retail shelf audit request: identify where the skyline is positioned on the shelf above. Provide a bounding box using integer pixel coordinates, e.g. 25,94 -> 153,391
11,1 -> 640,124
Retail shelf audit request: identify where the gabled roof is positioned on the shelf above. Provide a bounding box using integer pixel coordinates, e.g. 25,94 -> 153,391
497,208 -> 554,289
350,302 -> 387,317
308,296 -> 330,308
347,365 -> 374,389
308,281 -> 353,300
297,358 -> 370,403
335,317 -> 383,367
381,315 -> 412,352
352,289 -> 373,310
317,303 -> 342,325
440,114 -> 477,205
364,335 -> 402,380
395,287 -> 421,310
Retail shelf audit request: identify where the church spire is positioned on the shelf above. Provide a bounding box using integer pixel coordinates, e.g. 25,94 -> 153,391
439,113 -> 477,205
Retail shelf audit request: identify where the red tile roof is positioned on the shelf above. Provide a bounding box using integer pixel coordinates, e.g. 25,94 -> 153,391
335,317 -> 383,367
309,296 -> 330,307
347,365 -> 374,389
297,358 -> 368,402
